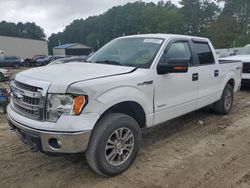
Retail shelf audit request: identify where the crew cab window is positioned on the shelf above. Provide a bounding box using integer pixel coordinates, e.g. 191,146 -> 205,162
193,42 -> 215,65
164,42 -> 192,64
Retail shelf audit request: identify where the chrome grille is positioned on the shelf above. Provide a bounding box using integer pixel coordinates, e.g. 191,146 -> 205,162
243,62 -> 250,73
13,103 -> 39,116
10,80 -> 44,120
14,80 -> 42,92
23,96 -> 40,105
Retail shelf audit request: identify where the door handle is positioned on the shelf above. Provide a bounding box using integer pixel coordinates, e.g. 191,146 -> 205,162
192,73 -> 199,81
214,70 -> 219,77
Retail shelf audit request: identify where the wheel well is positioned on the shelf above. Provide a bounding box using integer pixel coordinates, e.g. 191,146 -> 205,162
227,79 -> 235,90
100,101 -> 146,128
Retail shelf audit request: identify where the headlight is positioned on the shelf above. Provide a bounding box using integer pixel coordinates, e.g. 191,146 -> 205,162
46,94 -> 87,122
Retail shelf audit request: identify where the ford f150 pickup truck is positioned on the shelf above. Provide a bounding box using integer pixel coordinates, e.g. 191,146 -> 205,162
7,34 -> 242,176
220,44 -> 250,87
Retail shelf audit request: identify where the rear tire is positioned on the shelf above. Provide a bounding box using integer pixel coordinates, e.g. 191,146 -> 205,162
85,113 -> 142,176
214,84 -> 234,115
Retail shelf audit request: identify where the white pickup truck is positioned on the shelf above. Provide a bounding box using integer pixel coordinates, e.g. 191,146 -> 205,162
7,34 -> 242,176
220,44 -> 250,87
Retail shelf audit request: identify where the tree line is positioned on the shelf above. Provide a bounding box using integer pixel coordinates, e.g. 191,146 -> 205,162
48,0 -> 250,51
0,0 -> 250,51
0,21 -> 46,40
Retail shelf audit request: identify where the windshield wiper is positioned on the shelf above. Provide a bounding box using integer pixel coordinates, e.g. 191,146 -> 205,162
95,60 -> 124,66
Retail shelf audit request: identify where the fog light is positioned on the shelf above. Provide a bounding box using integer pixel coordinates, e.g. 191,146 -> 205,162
48,138 -> 61,149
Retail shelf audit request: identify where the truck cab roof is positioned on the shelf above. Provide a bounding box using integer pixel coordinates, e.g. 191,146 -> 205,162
119,33 -> 209,42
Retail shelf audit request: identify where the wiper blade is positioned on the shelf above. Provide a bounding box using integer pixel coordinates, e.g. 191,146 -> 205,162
95,60 -> 124,66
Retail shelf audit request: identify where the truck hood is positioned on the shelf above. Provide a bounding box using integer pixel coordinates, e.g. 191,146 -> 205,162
220,55 -> 250,62
16,62 -> 136,93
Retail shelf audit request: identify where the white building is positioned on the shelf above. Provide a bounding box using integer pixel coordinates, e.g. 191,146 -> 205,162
0,35 -> 48,59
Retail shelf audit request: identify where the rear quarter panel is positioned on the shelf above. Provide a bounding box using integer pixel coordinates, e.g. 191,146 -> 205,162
219,60 -> 242,93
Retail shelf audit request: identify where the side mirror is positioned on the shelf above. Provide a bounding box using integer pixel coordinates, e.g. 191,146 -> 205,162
157,58 -> 189,75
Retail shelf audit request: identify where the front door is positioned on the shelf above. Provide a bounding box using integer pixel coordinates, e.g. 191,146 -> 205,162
154,40 -> 199,125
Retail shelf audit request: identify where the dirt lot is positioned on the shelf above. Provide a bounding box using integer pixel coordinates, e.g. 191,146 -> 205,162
1,69 -> 250,188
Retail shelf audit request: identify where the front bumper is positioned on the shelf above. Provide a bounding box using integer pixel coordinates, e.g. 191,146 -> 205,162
7,113 -> 92,154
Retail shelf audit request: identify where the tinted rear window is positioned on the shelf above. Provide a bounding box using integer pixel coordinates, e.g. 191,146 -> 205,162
193,43 -> 215,65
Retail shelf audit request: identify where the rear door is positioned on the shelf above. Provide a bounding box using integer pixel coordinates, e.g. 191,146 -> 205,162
190,39 -> 221,109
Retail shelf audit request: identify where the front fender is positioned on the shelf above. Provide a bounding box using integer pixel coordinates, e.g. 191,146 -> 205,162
67,69 -> 155,126
96,86 -> 153,115
95,86 -> 154,127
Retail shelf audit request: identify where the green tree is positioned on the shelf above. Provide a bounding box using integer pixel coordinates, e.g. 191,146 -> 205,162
0,21 -> 46,40
205,17 -> 237,48
49,0 -> 239,50
48,1 -> 181,51
179,0 -> 220,35
217,0 -> 250,47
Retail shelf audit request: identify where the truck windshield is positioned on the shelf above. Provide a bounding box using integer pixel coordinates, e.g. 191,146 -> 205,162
87,37 -> 164,68
237,45 -> 250,55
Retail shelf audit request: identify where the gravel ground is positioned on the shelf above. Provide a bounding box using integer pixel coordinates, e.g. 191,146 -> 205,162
0,68 -> 250,188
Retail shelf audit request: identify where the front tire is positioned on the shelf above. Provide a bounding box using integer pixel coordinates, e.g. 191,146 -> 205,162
85,113 -> 142,176
214,84 -> 234,115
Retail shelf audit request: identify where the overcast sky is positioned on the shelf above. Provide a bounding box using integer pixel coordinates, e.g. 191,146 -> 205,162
0,0 -> 180,37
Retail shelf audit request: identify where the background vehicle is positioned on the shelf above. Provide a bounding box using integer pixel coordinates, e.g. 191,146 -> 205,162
0,56 -> 22,69
36,55 -> 66,66
0,68 -> 11,82
48,57 -> 87,66
7,34 -> 242,176
35,56 -> 50,66
26,55 -> 67,66
24,55 -> 47,67
220,44 -> 250,87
